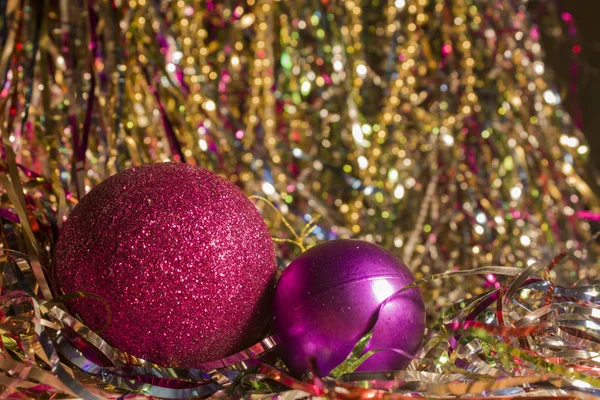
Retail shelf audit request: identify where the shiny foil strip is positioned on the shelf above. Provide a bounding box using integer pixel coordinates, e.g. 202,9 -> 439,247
0,253 -> 280,398
0,241 -> 597,398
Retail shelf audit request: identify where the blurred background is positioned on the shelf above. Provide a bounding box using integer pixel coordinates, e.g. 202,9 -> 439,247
544,1 -> 600,170
2,0 -> 598,286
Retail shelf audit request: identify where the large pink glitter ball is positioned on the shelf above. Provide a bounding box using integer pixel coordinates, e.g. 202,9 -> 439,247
54,163 -> 277,367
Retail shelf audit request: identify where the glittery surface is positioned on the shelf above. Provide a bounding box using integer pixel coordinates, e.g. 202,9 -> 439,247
273,240 -> 425,377
54,163 -> 277,368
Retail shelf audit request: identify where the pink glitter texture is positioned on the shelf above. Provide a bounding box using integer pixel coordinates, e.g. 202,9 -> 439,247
54,163 -> 277,368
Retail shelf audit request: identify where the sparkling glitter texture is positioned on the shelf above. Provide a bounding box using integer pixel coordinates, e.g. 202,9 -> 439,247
53,163 -> 277,368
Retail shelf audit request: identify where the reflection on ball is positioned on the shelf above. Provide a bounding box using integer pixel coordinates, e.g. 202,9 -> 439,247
274,239 -> 425,376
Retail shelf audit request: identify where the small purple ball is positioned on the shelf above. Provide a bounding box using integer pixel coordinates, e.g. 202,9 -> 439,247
273,240 -> 425,376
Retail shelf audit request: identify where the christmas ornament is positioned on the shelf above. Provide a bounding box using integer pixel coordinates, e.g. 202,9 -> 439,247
54,163 -> 277,368
273,239 -> 425,376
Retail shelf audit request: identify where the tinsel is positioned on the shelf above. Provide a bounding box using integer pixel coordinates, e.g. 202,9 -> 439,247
0,0 -> 599,398
0,242 -> 598,398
